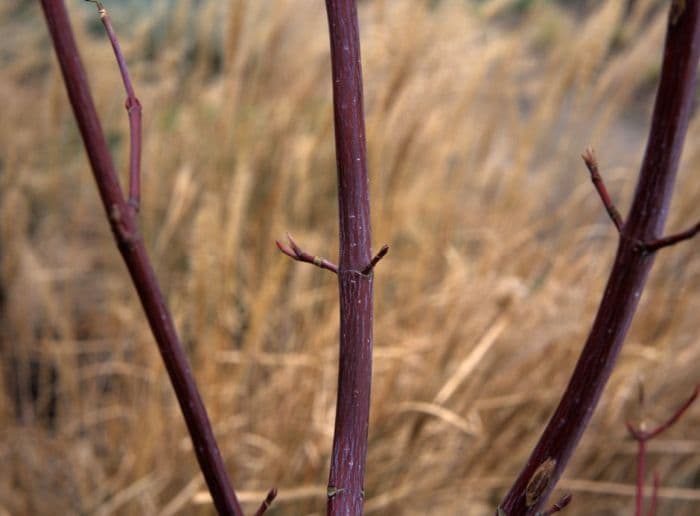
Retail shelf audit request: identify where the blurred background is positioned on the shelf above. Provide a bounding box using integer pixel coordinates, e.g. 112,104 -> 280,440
1,0 -> 700,514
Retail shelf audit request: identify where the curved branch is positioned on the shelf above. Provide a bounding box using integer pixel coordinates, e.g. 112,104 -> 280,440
498,3 -> 700,514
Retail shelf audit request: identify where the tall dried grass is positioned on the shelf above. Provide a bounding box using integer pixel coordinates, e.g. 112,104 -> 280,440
1,0 -> 699,514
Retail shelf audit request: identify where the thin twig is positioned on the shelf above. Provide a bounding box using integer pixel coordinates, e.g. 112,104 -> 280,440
539,493 -> 572,515
648,472 -> 660,516
87,0 -> 142,212
581,147 -> 624,232
626,385 -> 699,516
630,430 -> 648,516
361,244 -> 389,275
642,221 -> 700,252
627,385 -> 699,441
276,233 -> 338,274
253,487 -> 278,516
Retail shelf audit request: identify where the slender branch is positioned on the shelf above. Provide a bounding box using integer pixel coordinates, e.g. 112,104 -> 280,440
627,385 -> 699,441
540,493 -> 572,515
648,472 -> 660,516
631,431 -> 648,516
626,385 -> 698,516
361,244 -> 389,275
642,220 -> 700,252
253,487 -> 278,516
39,2 -> 242,514
87,0 -> 142,212
324,1 -> 375,514
276,233 -> 338,274
498,4 -> 700,514
581,147 -> 624,232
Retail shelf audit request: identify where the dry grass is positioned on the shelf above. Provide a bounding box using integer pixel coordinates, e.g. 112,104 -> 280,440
1,0 -> 699,514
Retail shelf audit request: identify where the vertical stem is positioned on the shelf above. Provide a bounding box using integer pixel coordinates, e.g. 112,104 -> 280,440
498,3 -> 700,514
635,439 -> 646,516
39,1 -> 242,514
324,1 -> 374,515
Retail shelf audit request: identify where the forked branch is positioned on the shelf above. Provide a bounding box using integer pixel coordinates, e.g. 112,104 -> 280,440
582,147 -> 700,253
499,3 -> 700,514
626,385 -> 699,516
87,0 -> 142,212
40,1 -> 241,513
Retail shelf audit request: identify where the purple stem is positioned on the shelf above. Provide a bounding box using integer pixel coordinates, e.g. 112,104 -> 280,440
39,1 -> 242,514
498,4 -> 700,514
324,1 -> 375,514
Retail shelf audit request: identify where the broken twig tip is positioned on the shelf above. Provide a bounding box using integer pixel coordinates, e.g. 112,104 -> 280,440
253,487 -> 278,516
581,146 -> 596,166
361,244 -> 390,275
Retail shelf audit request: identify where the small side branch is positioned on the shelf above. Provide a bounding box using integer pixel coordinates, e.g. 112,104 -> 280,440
539,493 -> 572,515
582,147 -> 624,233
626,385 -> 699,516
641,220 -> 700,252
361,244 -> 389,275
276,233 -> 338,274
626,384 -> 698,441
88,0 -> 142,213
253,487 -> 277,516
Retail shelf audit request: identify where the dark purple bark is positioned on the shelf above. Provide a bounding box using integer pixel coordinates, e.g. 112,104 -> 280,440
499,3 -> 700,514
39,1 -> 242,514
324,1 -> 374,515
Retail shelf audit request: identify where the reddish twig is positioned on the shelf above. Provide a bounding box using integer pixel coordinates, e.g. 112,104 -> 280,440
641,220 -> 700,252
361,244 -> 389,275
499,3 -> 700,514
87,0 -> 141,212
40,1 -> 241,514
276,233 -> 338,274
253,487 -> 278,516
648,471 -> 660,516
540,493 -> 572,515
627,385 -> 699,441
581,147 -> 624,233
626,385 -> 698,516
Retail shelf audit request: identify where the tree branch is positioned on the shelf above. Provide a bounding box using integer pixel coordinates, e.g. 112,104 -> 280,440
498,3 -> 700,514
40,2 -> 241,514
581,147 -> 624,233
